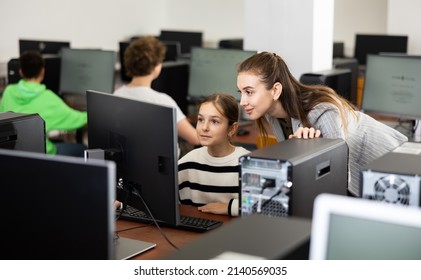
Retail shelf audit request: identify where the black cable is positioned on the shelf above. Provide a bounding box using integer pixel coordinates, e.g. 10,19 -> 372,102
260,178 -> 276,194
129,185 -> 179,250
260,181 -> 292,210
116,224 -> 152,234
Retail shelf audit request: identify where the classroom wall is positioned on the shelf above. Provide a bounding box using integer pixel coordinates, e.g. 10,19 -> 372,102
0,0 -> 244,63
387,0 -> 421,55
0,0 -> 419,71
333,0 -> 388,57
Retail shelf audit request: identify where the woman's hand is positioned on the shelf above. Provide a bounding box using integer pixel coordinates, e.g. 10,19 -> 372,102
289,127 -> 321,139
198,202 -> 228,215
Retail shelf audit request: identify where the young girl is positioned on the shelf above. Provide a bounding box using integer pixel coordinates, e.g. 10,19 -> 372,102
237,51 -> 408,197
178,93 -> 250,216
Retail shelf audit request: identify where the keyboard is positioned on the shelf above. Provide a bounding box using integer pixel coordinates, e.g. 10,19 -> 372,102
116,205 -> 223,232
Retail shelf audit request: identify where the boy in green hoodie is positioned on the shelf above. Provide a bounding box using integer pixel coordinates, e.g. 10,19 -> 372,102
0,50 -> 87,156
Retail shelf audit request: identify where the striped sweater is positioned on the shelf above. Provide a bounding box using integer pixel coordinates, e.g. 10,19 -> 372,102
178,146 -> 250,216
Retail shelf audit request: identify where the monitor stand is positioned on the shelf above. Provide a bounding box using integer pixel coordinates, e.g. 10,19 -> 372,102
114,237 -> 156,260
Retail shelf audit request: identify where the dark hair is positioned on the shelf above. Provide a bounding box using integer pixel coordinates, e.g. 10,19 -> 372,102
238,51 -> 356,139
19,50 -> 45,79
124,36 -> 167,77
200,93 -> 239,126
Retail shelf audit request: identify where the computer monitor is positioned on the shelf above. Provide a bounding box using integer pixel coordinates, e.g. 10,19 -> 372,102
7,55 -> 62,94
19,39 -> 70,55
353,34 -> 408,65
86,90 -> 180,226
333,42 -> 345,58
159,30 -> 203,56
310,193 -> 421,259
0,148 -> 116,259
188,47 -> 257,101
0,112 -> 46,153
59,48 -> 115,108
361,54 -> 421,123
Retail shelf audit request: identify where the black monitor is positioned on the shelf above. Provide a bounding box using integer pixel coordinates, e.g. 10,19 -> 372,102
59,48 -> 115,109
86,90 -> 180,226
333,42 -> 345,58
7,55 -> 62,94
0,148 -> 115,259
0,112 -> 46,153
188,47 -> 257,101
159,30 -> 203,56
353,34 -> 408,65
19,39 -> 70,55
362,54 -> 421,122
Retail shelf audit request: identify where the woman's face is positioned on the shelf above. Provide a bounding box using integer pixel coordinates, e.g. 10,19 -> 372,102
237,71 -> 286,120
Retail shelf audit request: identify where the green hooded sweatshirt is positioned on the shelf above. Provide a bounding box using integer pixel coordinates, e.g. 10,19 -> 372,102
0,80 -> 87,154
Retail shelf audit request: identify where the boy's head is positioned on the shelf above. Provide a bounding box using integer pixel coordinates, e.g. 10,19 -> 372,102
19,50 -> 45,79
124,36 -> 167,77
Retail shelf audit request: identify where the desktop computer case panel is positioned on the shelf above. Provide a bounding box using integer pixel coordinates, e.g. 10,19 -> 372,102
361,151 -> 421,206
240,138 -> 348,219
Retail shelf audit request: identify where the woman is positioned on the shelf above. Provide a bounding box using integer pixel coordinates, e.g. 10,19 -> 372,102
237,52 -> 407,196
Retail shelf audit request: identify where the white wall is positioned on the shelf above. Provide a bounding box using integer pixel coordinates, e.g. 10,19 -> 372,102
388,0 -> 421,54
333,0 -> 388,57
243,0 -> 334,78
0,0 -> 167,62
0,0 -> 244,63
0,0 -> 419,68
164,0 -> 244,48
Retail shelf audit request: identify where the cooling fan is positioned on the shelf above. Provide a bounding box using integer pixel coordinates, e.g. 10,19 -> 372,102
373,175 -> 411,205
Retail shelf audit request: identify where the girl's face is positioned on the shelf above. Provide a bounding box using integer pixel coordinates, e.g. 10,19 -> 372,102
237,71 -> 286,119
196,102 -> 234,147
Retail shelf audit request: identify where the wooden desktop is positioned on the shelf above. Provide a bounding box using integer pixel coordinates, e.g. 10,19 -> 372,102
116,204 -> 233,260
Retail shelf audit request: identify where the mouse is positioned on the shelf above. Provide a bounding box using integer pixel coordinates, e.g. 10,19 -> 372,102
236,129 -> 250,136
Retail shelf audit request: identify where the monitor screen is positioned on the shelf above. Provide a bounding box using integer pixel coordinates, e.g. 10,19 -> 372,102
354,34 -> 408,65
59,48 -> 115,96
361,54 -> 421,120
19,39 -> 70,55
0,148 -> 115,259
86,90 -> 180,226
310,193 -> 421,260
159,30 -> 203,55
188,47 -> 257,101
0,112 -> 46,153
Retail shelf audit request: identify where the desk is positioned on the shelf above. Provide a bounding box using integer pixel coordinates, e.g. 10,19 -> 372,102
116,205 -> 233,260
232,122 -> 259,147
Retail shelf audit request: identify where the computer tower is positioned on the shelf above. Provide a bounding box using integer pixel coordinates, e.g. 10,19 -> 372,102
0,112 -> 46,153
151,61 -> 189,115
299,68 -> 352,102
361,151 -> 421,206
7,54 -> 61,94
240,138 -> 348,219
333,57 -> 358,105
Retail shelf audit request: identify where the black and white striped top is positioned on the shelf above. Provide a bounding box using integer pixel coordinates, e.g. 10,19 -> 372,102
178,146 -> 250,216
